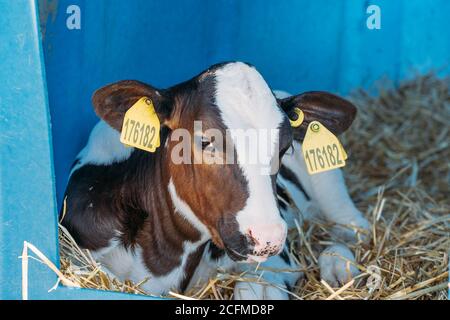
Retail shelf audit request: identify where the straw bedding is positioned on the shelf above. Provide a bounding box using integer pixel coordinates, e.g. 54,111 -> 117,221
58,74 -> 449,300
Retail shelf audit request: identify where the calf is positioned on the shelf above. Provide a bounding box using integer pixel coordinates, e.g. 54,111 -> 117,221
61,62 -> 369,299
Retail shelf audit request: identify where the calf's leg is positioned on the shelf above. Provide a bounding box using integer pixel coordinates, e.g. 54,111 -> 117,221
279,139 -> 370,287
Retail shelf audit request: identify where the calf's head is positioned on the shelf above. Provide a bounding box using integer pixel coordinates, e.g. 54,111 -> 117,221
92,62 -> 356,263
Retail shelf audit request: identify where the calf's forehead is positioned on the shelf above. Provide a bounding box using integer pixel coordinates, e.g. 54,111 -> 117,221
213,62 -> 284,131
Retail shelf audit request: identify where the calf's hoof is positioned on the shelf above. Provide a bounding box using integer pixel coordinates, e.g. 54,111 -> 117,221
318,244 -> 360,287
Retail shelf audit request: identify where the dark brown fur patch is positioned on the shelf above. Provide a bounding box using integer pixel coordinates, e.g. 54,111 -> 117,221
278,91 -> 357,140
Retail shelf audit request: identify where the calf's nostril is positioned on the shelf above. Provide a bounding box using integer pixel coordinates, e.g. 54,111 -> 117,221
246,229 -> 260,246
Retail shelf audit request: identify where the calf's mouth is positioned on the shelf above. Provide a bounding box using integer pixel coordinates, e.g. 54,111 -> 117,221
217,216 -> 286,263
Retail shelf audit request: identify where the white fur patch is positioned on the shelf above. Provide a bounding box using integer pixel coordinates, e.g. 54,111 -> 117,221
214,62 -> 286,240
95,240 -> 209,295
91,237 -> 121,261
168,179 -> 211,238
70,120 -> 133,175
94,244 -> 183,295
214,63 -> 284,132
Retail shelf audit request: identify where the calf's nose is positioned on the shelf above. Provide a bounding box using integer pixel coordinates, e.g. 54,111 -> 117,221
246,223 -> 287,258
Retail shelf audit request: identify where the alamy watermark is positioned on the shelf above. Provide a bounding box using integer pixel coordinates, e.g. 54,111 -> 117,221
66,5 -> 81,30
169,121 -> 282,175
366,5 -> 381,30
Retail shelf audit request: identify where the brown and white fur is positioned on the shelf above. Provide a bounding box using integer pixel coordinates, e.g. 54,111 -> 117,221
61,62 -> 370,299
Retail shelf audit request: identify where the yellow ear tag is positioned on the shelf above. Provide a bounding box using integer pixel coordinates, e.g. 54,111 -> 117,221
289,108 -> 304,127
120,97 -> 160,152
302,121 -> 347,174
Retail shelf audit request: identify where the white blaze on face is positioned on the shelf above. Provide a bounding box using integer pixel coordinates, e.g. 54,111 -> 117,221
214,62 -> 287,254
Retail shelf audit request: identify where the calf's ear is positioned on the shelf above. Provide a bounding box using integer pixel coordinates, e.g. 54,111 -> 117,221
278,91 -> 357,141
92,80 -> 172,131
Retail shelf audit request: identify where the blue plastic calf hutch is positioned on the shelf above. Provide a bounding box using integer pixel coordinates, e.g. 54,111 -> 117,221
1,0 -> 449,300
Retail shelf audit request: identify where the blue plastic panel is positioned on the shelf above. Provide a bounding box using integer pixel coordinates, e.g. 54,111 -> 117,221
0,0 -> 153,300
40,0 -> 450,206
0,0 -> 60,299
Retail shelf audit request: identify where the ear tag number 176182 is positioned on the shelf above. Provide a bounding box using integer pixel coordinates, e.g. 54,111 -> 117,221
120,97 -> 160,152
302,121 -> 348,175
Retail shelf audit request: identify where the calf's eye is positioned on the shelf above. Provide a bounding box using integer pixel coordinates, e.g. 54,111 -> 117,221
201,136 -> 213,150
